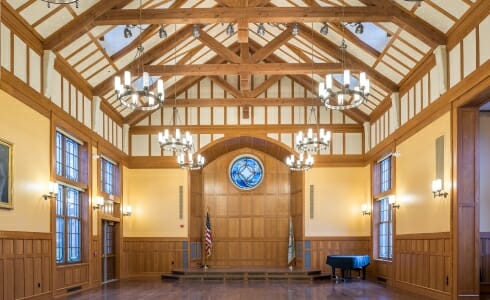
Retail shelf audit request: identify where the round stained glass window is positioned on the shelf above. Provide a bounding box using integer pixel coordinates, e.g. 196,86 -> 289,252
229,155 -> 264,190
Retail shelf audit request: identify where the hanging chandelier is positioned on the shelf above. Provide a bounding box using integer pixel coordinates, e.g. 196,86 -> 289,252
295,107 -> 331,154
286,153 -> 314,171
113,0 -> 164,111
177,152 -> 205,170
114,48 -> 164,111
318,39 -> 370,110
42,0 -> 78,8
158,108 -> 193,153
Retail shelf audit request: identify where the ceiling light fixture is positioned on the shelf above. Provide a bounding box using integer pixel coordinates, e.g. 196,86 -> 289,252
319,38 -> 369,110
177,152 -> 205,170
286,153 -> 314,171
42,0 -> 78,8
226,23 -> 235,36
114,1 -> 164,111
159,25 -> 167,39
320,23 -> 329,35
192,24 -> 200,38
123,25 -> 133,38
355,23 -> 364,34
295,107 -> 331,153
292,23 -> 300,36
159,34 -> 194,155
257,23 -> 266,36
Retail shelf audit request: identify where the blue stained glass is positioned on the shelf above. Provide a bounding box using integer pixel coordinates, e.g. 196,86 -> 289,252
229,155 -> 264,190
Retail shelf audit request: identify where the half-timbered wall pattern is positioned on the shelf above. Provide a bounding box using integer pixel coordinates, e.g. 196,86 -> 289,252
131,76 -> 364,157
0,20 -> 126,154
369,14 -> 489,151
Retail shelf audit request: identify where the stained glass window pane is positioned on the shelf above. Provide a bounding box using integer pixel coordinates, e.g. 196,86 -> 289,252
229,155 -> 264,190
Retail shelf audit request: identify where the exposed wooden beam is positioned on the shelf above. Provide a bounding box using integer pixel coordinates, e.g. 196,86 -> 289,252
150,97 -> 317,107
94,7 -> 393,25
43,0 -> 133,51
144,63 -> 342,76
197,31 -> 241,64
330,23 -> 380,58
298,23 -> 399,93
251,27 -> 293,63
93,24 -> 194,96
208,76 -> 242,98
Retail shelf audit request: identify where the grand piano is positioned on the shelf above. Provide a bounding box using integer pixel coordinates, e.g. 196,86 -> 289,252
326,255 -> 370,280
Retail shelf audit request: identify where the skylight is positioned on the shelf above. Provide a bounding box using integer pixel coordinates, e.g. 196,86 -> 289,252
100,25 -> 149,57
344,22 -> 390,52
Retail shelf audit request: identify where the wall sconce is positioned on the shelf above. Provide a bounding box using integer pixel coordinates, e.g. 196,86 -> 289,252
93,196 -> 105,210
361,204 -> 371,216
42,182 -> 58,200
432,179 -> 448,198
123,205 -> 132,217
389,195 -> 400,209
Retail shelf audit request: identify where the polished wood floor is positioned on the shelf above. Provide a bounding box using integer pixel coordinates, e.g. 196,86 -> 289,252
65,278 -> 437,300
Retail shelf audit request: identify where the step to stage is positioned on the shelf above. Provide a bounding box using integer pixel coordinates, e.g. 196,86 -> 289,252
161,267 -> 331,281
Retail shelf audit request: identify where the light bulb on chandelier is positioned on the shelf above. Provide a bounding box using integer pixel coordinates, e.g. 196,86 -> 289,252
158,124 -> 193,154
318,39 -> 370,110
114,68 -> 164,111
177,152 -> 205,170
295,107 -> 331,154
286,152 -> 314,171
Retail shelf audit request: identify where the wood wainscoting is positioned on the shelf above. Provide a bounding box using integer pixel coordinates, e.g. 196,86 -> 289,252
0,231 -> 51,300
481,232 -> 490,294
305,236 -> 371,274
394,232 -> 451,299
122,238 -> 187,277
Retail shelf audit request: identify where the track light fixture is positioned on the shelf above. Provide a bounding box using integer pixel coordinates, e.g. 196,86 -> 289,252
159,25 -> 167,39
257,23 -> 266,36
292,23 -> 299,36
192,24 -> 200,38
42,0 -> 78,8
124,25 -> 133,39
355,23 -> 364,34
320,23 -> 329,35
226,23 -> 235,36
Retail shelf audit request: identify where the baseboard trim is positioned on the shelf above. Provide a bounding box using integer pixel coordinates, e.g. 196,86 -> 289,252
394,280 -> 450,300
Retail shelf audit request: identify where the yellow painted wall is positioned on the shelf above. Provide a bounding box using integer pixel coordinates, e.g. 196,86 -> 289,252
0,90 -> 50,232
123,168 -> 188,237
480,111 -> 490,232
304,165 -> 371,237
396,112 -> 451,234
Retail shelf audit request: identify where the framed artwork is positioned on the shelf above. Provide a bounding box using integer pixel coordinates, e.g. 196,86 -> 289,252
0,139 -> 13,209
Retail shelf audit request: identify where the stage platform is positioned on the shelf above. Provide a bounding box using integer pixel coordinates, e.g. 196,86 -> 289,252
161,267 -> 332,281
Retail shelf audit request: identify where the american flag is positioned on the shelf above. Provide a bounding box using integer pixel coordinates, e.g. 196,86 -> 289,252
205,211 -> 212,257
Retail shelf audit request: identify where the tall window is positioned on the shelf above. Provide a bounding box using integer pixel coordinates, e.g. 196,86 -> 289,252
373,155 -> 394,260
55,131 -> 84,264
377,197 -> 392,259
101,158 -> 115,195
56,185 -> 81,263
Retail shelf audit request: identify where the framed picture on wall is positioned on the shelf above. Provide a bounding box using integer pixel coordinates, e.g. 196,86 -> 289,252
0,139 -> 13,209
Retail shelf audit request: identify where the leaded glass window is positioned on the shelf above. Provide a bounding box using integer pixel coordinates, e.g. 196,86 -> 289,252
56,185 -> 81,264
377,197 -> 393,260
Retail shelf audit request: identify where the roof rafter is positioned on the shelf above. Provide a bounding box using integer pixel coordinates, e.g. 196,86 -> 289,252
251,27 -> 294,63
43,0 -> 133,51
197,30 -> 241,64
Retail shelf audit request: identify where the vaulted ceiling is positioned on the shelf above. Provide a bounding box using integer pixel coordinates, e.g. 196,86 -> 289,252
6,0 -> 478,126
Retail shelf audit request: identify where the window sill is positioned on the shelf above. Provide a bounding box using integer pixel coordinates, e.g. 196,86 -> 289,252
374,258 -> 392,263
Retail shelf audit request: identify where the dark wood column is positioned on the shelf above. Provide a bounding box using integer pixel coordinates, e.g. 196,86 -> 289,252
453,106 -> 480,298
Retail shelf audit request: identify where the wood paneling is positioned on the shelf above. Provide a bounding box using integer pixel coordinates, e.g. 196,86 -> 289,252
0,231 -> 51,299
307,237 -> 370,274
481,232 -> 490,285
202,148 -> 290,267
122,238 -> 186,277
